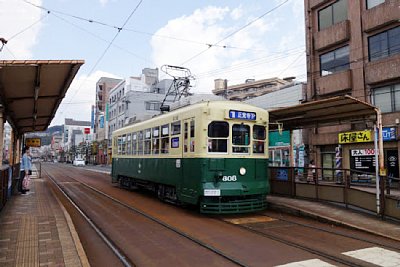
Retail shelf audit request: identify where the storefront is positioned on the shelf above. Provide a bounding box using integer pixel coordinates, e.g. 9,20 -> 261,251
339,128 -> 399,181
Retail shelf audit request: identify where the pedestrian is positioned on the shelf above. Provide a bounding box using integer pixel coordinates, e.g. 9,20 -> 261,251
307,159 -> 316,183
19,146 -> 32,194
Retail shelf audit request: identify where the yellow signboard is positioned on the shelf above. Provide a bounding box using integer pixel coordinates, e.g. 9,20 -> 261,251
339,130 -> 372,144
26,138 -> 41,147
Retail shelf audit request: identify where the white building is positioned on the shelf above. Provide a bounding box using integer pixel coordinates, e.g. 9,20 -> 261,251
63,118 -> 92,151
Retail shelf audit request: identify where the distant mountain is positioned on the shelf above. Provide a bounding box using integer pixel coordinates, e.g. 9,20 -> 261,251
25,125 -> 64,146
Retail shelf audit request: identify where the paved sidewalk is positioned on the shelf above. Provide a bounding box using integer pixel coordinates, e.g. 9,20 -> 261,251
0,177 -> 89,267
268,195 -> 400,242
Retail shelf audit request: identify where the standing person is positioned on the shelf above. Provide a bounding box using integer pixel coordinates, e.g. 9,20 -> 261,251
307,159 -> 316,183
19,146 -> 32,194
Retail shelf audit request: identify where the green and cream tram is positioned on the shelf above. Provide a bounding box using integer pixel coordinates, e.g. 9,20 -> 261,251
111,101 -> 269,213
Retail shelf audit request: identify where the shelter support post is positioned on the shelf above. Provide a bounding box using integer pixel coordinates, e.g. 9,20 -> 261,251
0,111 -> 3,166
374,124 -> 380,215
376,109 -> 386,218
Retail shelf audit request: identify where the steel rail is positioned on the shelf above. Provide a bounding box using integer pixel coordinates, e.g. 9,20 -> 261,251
219,218 -> 366,267
264,214 -> 400,252
46,166 -> 247,267
43,169 -> 134,267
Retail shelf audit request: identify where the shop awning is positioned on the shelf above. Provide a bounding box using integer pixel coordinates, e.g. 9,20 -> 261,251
0,60 -> 84,134
269,95 -> 378,130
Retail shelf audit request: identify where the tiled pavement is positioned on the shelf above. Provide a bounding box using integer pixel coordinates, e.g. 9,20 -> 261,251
0,177 -> 89,267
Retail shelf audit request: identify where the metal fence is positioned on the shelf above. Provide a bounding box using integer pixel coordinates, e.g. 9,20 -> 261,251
0,163 -> 21,211
269,166 -> 400,220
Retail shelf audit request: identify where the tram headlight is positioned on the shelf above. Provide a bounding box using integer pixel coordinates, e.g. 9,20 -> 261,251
239,167 -> 246,176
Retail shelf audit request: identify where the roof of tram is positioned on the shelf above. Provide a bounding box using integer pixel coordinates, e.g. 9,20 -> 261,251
0,60 -> 84,135
269,95 -> 378,130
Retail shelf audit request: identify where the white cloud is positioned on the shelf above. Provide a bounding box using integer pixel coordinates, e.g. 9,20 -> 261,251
51,70 -> 121,126
0,0 -> 44,59
150,5 -> 299,93
99,0 -> 109,7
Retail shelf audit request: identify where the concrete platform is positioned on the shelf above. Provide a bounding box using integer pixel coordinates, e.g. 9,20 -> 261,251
0,177 -> 89,267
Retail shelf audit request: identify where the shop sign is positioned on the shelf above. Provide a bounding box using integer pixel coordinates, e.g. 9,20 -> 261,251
382,127 -> 396,141
339,130 -> 372,144
269,130 -> 290,147
350,149 -> 376,173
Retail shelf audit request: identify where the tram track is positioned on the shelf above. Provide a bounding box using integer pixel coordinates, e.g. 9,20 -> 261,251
263,213 -> 400,252
44,163 -> 394,266
43,167 -> 246,267
219,213 -> 399,267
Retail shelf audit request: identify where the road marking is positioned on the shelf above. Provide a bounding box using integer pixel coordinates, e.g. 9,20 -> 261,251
342,247 -> 400,267
223,215 -> 276,224
275,259 -> 336,267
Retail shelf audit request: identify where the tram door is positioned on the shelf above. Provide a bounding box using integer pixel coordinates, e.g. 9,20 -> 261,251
181,118 -> 196,199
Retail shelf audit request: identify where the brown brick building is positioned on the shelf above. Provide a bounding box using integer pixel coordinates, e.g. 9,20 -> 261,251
304,0 -> 400,180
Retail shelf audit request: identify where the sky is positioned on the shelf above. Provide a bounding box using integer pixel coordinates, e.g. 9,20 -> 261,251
0,0 -> 306,126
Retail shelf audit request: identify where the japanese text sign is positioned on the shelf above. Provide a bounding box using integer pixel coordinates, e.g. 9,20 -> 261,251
228,110 -> 256,120
339,130 -> 372,144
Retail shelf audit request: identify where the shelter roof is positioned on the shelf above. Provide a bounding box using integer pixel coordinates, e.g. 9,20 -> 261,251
0,60 -> 84,134
269,95 -> 378,130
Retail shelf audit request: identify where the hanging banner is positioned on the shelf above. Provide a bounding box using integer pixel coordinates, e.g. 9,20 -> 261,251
339,130 -> 372,144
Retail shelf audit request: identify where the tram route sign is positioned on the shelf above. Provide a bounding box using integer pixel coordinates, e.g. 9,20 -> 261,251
228,110 -> 256,120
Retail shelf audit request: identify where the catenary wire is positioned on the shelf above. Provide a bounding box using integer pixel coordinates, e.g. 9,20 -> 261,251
180,0 -> 291,65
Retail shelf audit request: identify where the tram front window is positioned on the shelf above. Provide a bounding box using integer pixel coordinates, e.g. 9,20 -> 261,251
232,124 -> 250,154
208,121 -> 228,153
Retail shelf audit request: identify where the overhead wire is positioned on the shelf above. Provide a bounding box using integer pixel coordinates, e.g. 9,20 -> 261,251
180,0 -> 291,65
58,0 -> 144,117
22,0 -> 272,53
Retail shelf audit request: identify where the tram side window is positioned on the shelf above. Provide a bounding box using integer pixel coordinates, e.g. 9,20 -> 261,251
161,124 -> 169,154
132,133 -> 137,155
121,134 -> 126,155
138,131 -> 143,155
184,121 -> 188,152
153,126 -> 160,154
190,120 -> 195,152
232,124 -> 250,154
253,125 -> 266,154
117,136 -> 122,155
171,121 -> 181,135
127,134 -> 131,155
208,121 -> 229,153
144,129 -> 151,154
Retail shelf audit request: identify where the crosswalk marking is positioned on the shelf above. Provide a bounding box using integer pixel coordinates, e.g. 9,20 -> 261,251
275,259 -> 336,267
343,247 -> 400,267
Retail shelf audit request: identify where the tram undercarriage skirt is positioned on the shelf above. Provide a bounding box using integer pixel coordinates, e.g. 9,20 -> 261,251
200,195 -> 266,214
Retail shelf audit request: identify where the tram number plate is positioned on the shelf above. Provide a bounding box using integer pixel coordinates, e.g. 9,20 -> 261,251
204,189 -> 221,196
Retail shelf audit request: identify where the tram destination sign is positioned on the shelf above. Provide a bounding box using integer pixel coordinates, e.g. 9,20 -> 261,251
228,110 -> 256,120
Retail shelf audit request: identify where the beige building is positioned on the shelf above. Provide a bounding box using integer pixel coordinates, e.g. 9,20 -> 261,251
212,77 -> 295,101
304,0 -> 400,180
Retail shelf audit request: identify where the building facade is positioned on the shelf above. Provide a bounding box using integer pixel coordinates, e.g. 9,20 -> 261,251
304,0 -> 400,180
94,77 -> 122,164
63,118 -> 92,162
212,77 -> 295,101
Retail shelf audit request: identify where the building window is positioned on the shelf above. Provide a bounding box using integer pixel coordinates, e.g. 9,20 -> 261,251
320,45 -> 350,76
368,26 -> 400,61
366,0 -> 385,9
372,84 -> 400,113
145,101 -> 161,111
318,0 -> 348,30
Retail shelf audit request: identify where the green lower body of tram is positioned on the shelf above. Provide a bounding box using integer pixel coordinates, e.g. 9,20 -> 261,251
112,157 -> 269,214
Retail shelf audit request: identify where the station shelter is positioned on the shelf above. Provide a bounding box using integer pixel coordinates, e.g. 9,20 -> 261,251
0,60 -> 84,208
